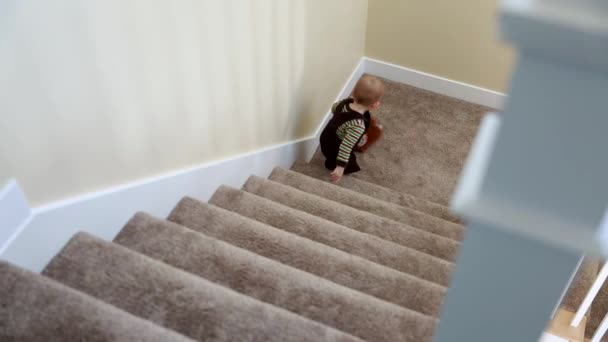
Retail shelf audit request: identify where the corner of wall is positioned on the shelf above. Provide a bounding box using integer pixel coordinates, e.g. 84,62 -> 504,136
0,57 -> 367,273
0,179 -> 32,255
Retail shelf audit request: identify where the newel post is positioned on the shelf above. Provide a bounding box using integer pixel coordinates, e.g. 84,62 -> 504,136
435,1 -> 608,341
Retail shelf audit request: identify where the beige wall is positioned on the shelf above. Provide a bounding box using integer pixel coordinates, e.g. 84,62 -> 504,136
0,0 -> 368,205
365,0 -> 516,92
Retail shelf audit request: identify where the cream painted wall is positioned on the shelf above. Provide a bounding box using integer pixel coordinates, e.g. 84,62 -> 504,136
365,0 -> 516,92
0,0 -> 367,205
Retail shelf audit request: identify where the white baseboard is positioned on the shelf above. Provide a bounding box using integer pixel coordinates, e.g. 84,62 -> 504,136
0,58 -> 365,273
539,333 -> 568,342
2,141 -> 315,272
0,180 -> 31,254
1,56 -> 505,272
363,57 -> 507,110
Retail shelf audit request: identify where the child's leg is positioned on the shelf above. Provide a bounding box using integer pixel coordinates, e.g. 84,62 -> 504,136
324,158 -> 337,171
320,134 -> 339,171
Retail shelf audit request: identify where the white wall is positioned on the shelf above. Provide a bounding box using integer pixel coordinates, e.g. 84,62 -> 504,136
0,0 -> 368,206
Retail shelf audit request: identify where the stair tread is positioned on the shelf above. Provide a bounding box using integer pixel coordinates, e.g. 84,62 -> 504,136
276,167 -> 464,241
586,261 -> 608,340
114,212 -> 438,341
169,197 -> 447,311
42,232 -> 363,342
241,175 -> 460,262
561,257 -> 600,313
291,161 -> 461,224
0,261 -> 193,342
210,186 -> 453,286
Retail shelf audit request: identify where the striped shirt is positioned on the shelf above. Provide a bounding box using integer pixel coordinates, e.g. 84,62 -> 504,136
335,119 -> 366,165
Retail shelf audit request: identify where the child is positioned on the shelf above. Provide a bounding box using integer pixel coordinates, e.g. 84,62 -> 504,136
355,115 -> 383,153
320,75 -> 385,183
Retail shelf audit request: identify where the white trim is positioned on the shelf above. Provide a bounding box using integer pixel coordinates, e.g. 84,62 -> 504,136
0,180 -> 31,254
572,261 -> 608,327
363,57 -> 507,109
0,58 -> 365,273
539,333 -> 568,342
592,310 -> 608,342
2,56 -> 505,272
33,59 -> 368,216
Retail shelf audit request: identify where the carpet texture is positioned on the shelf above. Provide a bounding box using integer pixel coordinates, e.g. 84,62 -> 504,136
0,261 -> 194,342
291,161 -> 461,224
169,197 -> 446,310
560,258 -> 599,313
268,167 -> 465,241
242,175 -> 460,261
43,233 -> 362,342
210,186 -> 453,286
114,212 -> 438,341
3,76 -> 596,341
584,260 -> 608,340
310,78 -> 490,206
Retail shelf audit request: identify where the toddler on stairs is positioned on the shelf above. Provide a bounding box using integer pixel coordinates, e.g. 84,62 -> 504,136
320,75 -> 385,183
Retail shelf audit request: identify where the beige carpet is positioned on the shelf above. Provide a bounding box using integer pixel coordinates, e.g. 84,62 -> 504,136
304,78 -> 602,339
312,77 -> 492,206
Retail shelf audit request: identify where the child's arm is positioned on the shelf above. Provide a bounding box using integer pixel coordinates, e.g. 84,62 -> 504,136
355,116 -> 383,153
330,120 -> 365,183
336,122 -> 365,166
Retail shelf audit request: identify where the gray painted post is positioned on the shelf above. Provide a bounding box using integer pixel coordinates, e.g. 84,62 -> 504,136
434,224 -> 580,341
436,1 -> 608,340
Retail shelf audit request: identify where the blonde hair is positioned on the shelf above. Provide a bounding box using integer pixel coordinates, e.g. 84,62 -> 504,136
352,75 -> 385,106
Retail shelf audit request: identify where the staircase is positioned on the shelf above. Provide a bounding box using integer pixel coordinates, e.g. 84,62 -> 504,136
2,155 -> 472,341
546,258 -> 608,342
3,59 -> 606,339
1,73 -> 600,340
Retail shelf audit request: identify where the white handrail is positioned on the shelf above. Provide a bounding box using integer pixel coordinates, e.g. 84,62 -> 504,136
571,262 -> 608,327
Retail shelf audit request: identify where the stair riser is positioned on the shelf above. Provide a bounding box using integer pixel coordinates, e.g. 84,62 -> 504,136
242,176 -> 460,262
290,161 -> 462,224
43,233 -> 363,342
169,198 -> 447,315
211,187 -> 454,286
269,167 -> 465,241
114,213 -> 439,341
0,262 -> 193,342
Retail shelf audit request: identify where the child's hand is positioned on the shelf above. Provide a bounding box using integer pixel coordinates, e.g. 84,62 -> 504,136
330,166 -> 345,183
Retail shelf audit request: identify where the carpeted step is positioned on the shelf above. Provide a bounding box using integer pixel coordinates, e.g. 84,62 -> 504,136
42,232 -> 363,342
269,167 -> 464,241
169,197 -> 448,310
114,213 -> 438,341
210,186 -> 453,286
0,261 -> 194,342
241,175 -> 460,262
586,262 -> 608,340
560,258 -> 599,313
291,161 -> 461,224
